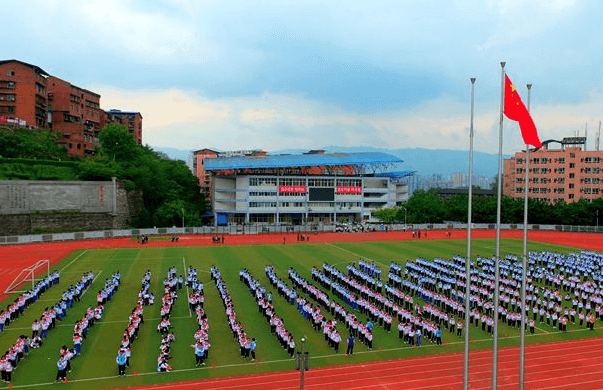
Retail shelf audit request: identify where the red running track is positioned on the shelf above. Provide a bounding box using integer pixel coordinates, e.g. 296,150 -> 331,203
1,230 -> 602,389
105,336 -> 603,390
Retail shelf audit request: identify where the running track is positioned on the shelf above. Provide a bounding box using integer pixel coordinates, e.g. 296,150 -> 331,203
1,229 -> 602,389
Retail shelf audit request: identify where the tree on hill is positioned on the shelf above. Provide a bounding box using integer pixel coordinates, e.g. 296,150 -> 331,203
0,128 -> 70,160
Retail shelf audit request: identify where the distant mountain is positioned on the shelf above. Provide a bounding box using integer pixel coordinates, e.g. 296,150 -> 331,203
153,145 -> 505,179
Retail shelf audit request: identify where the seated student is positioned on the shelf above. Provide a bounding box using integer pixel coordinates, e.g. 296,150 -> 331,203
157,358 -> 170,372
31,335 -> 42,349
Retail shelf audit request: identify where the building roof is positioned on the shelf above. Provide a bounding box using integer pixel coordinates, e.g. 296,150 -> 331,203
0,59 -> 50,77
375,170 -> 415,178
203,152 -> 402,171
107,109 -> 143,118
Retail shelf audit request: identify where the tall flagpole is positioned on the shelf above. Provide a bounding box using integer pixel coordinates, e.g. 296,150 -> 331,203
492,61 -> 505,390
519,83 -> 532,390
463,77 -> 476,390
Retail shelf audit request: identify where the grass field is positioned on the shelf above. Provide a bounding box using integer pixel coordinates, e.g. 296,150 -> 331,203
0,237 -> 600,390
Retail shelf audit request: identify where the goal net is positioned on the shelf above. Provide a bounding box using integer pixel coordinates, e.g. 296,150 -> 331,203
4,259 -> 50,295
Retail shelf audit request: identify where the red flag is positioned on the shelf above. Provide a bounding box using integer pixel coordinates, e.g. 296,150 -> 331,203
504,75 -> 542,148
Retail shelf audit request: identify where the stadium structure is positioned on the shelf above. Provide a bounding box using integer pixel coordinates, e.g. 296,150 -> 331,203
192,149 -> 413,225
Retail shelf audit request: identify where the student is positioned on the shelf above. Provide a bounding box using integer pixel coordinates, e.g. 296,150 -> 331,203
191,340 -> 205,366
435,326 -> 442,346
250,338 -> 257,360
416,328 -> 422,347
55,355 -> 68,383
346,334 -> 355,355
116,349 -> 127,376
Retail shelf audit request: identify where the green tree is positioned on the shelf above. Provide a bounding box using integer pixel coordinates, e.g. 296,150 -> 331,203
372,207 -> 398,223
403,188 -> 446,224
99,124 -> 140,162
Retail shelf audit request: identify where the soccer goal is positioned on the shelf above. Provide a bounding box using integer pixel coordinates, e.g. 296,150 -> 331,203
4,259 -> 50,295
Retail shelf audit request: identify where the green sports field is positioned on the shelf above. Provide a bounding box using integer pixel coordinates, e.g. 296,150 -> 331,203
0,238 -> 600,390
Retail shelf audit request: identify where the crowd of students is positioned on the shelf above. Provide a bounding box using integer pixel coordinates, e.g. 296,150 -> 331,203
287,268 -> 346,352
0,272 -> 93,383
156,267 -> 180,372
0,271 -> 61,332
56,272 -> 120,383
211,266 -> 256,361
189,266 -> 210,367
241,268 -> 293,357
320,264 -> 392,331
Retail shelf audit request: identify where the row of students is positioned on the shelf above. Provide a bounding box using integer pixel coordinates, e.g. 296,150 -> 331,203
6,272 -> 95,384
0,271 -> 61,332
240,269 -> 291,359
157,268 -> 179,372
210,266 -> 256,361
117,271 -> 151,376
61,273 -> 120,383
191,303 -> 210,366
190,267 -> 210,367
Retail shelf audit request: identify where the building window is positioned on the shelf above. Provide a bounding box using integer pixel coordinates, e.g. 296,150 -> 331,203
569,184 -> 574,189
569,194 -> 575,199
570,153 -> 575,158
6,71 -> 14,76
569,163 -> 575,168
569,173 -> 575,179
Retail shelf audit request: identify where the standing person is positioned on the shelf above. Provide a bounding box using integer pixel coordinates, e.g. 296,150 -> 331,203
55,355 -> 68,383
191,340 -> 205,366
250,338 -> 257,361
116,349 -> 127,376
416,328 -> 422,347
435,326 -> 442,346
346,334 -> 355,355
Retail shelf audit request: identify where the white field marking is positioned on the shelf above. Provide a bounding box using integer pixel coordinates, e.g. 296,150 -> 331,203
80,270 -> 102,298
60,250 -> 88,272
4,325 -> 601,388
183,256 -> 191,317
326,243 -> 389,268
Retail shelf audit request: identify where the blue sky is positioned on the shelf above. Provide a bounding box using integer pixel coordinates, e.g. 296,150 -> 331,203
6,0 -> 603,154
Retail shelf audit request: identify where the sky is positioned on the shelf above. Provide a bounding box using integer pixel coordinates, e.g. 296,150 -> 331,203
6,0 -> 603,155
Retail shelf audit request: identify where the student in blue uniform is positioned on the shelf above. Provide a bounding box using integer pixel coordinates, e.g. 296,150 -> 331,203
346,334 -> 355,355
250,338 -> 257,361
116,349 -> 127,376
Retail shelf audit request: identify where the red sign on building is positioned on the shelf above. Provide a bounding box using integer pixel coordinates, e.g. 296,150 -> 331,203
279,185 -> 307,193
336,186 -> 362,194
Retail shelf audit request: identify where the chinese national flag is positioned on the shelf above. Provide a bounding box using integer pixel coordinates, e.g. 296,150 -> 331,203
504,75 -> 542,148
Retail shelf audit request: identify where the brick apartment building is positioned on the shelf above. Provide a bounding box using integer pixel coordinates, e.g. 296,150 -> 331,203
103,109 -> 143,146
0,59 -> 142,156
503,137 -> 603,204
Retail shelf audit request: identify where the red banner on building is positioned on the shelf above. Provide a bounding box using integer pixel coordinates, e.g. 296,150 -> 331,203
336,186 -> 362,194
279,185 -> 307,193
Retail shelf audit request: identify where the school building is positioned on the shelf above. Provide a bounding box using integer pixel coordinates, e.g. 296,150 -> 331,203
0,59 -> 142,156
503,136 -> 603,204
192,149 -> 412,225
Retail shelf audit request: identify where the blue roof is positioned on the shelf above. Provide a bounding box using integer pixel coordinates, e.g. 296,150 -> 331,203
204,152 -> 402,171
375,170 -> 416,178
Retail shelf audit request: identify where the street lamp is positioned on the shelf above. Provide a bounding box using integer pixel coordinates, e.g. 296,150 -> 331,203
401,206 -> 407,230
181,208 -> 185,228
597,210 -> 599,230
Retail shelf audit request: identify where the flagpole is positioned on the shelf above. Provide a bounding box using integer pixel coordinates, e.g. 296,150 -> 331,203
463,77 -> 476,390
492,61 -> 505,390
518,83 -> 532,390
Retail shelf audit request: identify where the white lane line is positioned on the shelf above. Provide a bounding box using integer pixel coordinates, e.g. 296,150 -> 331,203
60,250 -> 88,272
